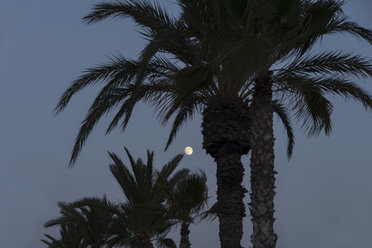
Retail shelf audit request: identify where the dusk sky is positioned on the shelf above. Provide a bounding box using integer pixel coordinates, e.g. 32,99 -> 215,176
1,1 -> 372,247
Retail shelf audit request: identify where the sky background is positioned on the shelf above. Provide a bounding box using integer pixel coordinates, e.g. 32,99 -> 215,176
0,0 -> 372,247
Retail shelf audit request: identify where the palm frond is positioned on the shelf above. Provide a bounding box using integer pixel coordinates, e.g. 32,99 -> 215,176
108,151 -> 138,202
167,168 -> 191,190
294,2 -> 372,55
41,234 -> 58,246
272,99 -> 295,158
69,88 -> 129,165
283,51 -> 372,78
135,28 -> 193,82
157,237 -> 177,248
95,1 -> 201,66
331,20 -> 372,44
164,97 -> 200,150
105,80 -> 174,135
67,196 -> 119,215
277,72 -> 372,136
157,154 -> 184,182
162,65 -> 214,122
277,74 -> 334,136
295,0 -> 345,54
55,56 -> 137,114
83,0 -> 176,31
198,201 -> 218,222
313,78 -> 372,109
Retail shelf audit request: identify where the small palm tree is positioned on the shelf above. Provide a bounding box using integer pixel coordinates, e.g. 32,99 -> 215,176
108,202 -> 175,248
161,171 -> 208,248
106,147 -> 182,248
42,224 -> 86,248
44,149 -> 185,248
44,197 -> 114,248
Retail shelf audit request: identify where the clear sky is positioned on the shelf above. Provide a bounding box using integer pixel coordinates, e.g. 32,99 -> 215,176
0,1 -> 372,248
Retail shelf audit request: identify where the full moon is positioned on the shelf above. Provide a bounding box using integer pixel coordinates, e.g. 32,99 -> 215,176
184,146 -> 193,155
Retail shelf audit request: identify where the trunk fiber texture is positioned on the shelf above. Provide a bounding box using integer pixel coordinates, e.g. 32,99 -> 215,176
202,99 -> 251,248
249,73 -> 278,248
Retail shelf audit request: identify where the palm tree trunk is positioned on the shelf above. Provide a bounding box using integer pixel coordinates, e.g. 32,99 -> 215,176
179,222 -> 191,248
249,73 -> 278,248
202,99 -> 251,248
215,153 -> 246,248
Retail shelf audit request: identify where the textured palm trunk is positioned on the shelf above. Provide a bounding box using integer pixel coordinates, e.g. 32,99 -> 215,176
179,222 -> 191,248
249,73 -> 278,248
215,152 -> 246,248
202,99 -> 251,248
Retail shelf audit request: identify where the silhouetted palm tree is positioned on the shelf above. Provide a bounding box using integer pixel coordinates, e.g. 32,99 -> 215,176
44,197 -> 114,248
55,1 -> 372,247
44,149 -> 185,248
42,224 -> 85,248
161,171 -> 208,248
242,1 -> 372,247
105,148 -> 182,248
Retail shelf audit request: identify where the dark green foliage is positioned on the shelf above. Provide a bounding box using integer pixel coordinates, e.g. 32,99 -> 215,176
56,0 -> 372,165
105,148 -> 182,248
44,197 -> 114,248
272,100 -> 294,158
42,225 -> 86,248
54,0 -> 372,247
165,171 -> 208,224
43,148 -> 197,248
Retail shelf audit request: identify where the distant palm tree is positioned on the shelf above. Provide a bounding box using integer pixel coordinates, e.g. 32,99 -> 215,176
44,197 -> 114,248
55,1 -> 372,247
161,171 -> 208,248
44,149 -> 185,248
108,202 -> 175,248
42,224 -> 85,248
105,148 -> 183,248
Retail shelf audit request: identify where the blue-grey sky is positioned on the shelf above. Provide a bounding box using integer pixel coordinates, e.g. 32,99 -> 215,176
0,1 -> 372,247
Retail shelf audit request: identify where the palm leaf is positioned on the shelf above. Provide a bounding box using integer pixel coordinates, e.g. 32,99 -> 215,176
284,51 -> 372,78
55,56 -> 137,114
272,99 -> 295,158
277,74 -> 334,136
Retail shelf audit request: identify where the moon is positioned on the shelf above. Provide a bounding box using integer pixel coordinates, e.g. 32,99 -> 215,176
184,146 -> 193,155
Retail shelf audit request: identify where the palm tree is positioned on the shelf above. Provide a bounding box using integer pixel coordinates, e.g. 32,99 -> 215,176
161,171 -> 208,248
54,2 -> 267,246
44,197 -> 114,248
241,1 -> 372,247
44,149 -> 184,248
108,202 -> 175,248
105,147 -> 182,248
55,1 -> 372,247
42,224 -> 86,248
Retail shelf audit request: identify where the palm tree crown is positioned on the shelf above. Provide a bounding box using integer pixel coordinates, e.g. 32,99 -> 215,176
162,170 -> 208,248
44,148 -> 191,248
42,224 -> 86,248
55,1 -> 372,247
106,148 -> 184,248
56,0 -> 372,164
44,197 -> 114,248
